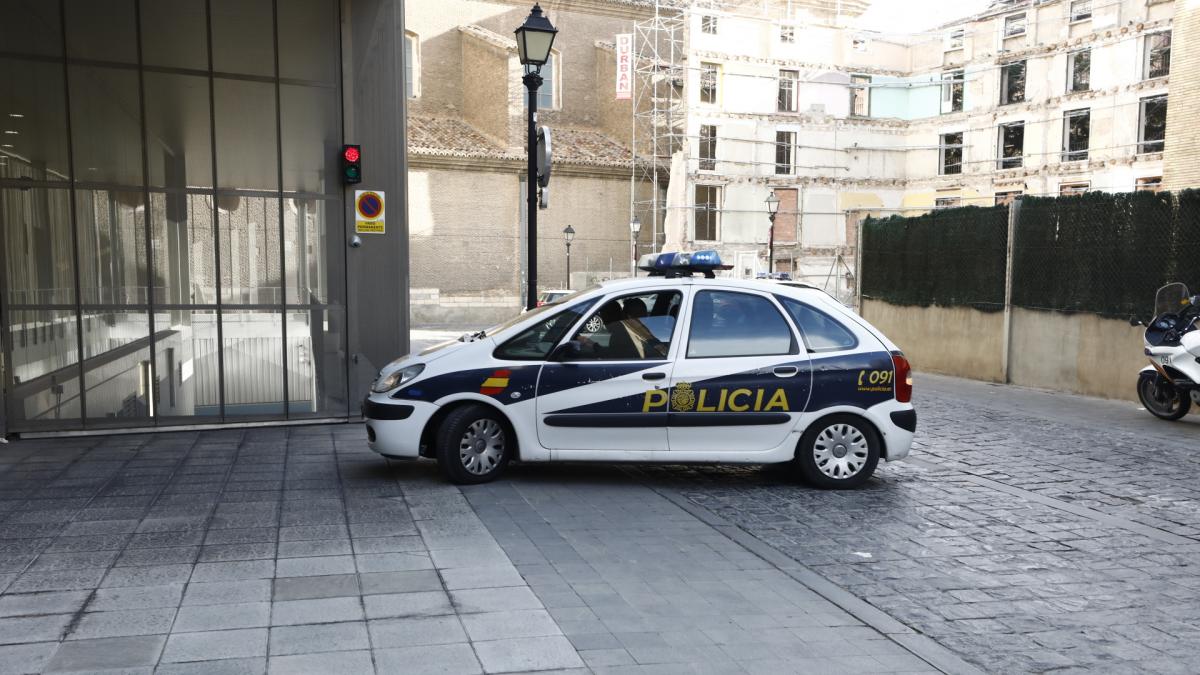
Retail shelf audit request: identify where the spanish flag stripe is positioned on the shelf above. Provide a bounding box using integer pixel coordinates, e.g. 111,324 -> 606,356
481,377 -> 509,389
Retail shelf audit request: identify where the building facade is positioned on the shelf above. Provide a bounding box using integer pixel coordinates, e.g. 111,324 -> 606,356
659,0 -> 1174,300
405,0 -> 654,325
0,0 -> 410,434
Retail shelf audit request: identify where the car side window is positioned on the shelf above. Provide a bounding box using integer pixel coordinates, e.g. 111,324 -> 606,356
493,301 -> 595,360
687,290 -> 796,358
567,291 -> 680,361
778,296 -> 858,352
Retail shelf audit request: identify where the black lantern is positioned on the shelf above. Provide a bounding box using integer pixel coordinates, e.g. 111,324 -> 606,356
514,4 -> 558,67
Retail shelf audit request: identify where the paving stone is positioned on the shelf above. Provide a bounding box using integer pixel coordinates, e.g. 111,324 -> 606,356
460,609 -> 562,641
161,628 -> 269,663
363,590 -> 453,620
100,564 -> 193,588
368,615 -> 467,648
272,574 -> 359,601
0,642 -> 58,675
472,635 -> 585,673
0,591 -> 91,618
358,570 -> 442,596
43,635 -> 166,672
271,597 -> 364,626
191,560 -> 275,583
89,584 -> 185,611
67,608 -> 177,640
183,580 -> 273,606
155,657 -> 267,675
0,614 -> 73,645
8,569 -> 106,593
274,555 -> 357,578
266,650 -> 374,675
268,621 -> 370,656
373,643 -> 482,675
173,602 -> 271,632
450,586 -> 543,614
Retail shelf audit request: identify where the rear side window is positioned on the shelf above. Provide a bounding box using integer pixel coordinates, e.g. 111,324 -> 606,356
687,290 -> 796,358
494,301 -> 594,360
778,296 -> 858,352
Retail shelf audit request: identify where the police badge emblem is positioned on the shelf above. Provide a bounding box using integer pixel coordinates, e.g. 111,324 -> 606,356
671,382 -> 696,412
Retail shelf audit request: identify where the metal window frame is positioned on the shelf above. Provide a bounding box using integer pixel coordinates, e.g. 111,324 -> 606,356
0,0 -> 348,431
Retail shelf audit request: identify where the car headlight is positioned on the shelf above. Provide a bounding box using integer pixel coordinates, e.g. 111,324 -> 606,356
371,364 -> 425,393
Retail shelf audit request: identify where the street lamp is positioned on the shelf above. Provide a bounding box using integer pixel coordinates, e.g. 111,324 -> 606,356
515,4 -> 558,310
629,215 -> 642,276
562,225 -> 575,289
765,191 -> 780,276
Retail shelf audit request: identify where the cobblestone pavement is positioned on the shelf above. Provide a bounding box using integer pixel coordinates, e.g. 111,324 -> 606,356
629,375 -> 1200,674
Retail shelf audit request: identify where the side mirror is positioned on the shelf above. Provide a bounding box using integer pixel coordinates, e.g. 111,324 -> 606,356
548,340 -> 584,362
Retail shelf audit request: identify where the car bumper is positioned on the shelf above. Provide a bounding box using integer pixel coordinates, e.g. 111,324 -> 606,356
363,395 -> 437,459
868,400 -> 915,461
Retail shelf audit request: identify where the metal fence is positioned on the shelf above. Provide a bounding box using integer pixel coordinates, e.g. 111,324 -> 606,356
861,190 -> 1200,319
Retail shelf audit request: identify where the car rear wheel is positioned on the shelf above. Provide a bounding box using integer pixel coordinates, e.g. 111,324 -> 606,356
435,404 -> 512,484
795,414 -> 880,489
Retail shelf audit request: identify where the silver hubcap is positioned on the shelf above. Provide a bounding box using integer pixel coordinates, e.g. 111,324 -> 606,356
813,423 -> 869,479
459,419 -> 505,475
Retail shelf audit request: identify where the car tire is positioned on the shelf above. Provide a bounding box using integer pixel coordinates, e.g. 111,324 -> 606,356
435,404 -> 512,485
794,414 -> 880,489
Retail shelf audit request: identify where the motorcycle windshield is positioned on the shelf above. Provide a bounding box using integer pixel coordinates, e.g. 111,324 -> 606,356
1155,283 -> 1190,318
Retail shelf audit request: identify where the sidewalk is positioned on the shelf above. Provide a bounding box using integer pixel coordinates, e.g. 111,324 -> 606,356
0,425 -> 950,674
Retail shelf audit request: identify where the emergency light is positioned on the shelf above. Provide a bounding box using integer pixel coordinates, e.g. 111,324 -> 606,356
637,250 -> 732,278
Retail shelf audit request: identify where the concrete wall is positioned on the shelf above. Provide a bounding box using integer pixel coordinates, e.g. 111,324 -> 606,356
1008,307 -> 1146,401
862,299 -> 1148,402
861,299 -> 1005,383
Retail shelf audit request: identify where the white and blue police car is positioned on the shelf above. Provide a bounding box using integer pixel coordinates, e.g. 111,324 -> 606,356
363,251 -> 915,489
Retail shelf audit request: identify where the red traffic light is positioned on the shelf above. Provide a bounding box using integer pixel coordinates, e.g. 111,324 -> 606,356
343,146 -> 360,163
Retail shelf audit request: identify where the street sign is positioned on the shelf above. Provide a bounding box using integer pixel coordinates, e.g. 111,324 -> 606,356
355,190 -> 385,234
615,33 -> 633,100
536,126 -> 552,188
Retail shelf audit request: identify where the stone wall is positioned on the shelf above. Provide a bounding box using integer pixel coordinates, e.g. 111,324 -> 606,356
1164,0 -> 1200,191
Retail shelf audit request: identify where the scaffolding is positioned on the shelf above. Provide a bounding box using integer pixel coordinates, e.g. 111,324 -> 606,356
629,1 -> 688,261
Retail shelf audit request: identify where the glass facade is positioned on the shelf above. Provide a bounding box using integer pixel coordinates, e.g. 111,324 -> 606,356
0,0 -> 348,431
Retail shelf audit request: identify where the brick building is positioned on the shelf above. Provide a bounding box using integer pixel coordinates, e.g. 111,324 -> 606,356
405,0 -> 654,325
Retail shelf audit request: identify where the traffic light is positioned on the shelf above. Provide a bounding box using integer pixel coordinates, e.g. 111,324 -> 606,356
342,144 -> 361,184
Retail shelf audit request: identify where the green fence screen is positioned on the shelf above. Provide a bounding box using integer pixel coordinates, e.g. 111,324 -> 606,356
862,190 -> 1200,319
861,205 -> 1008,311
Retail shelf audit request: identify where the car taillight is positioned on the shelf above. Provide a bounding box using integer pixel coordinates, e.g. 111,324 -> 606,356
892,352 -> 912,403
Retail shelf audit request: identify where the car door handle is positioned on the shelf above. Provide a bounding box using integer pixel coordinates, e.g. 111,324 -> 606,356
773,366 -> 798,377
642,372 -> 666,381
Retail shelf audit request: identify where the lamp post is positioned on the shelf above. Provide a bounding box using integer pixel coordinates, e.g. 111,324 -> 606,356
629,215 -> 642,276
562,225 -> 575,289
765,191 -> 780,277
514,4 -> 558,310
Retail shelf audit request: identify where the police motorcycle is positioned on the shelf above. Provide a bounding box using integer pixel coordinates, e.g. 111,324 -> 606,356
1134,282 -> 1200,420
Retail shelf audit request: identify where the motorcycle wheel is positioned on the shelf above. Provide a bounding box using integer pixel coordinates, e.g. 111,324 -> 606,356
1137,371 -> 1191,421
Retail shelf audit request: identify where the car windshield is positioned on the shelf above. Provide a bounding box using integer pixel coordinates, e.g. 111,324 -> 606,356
485,285 -> 597,340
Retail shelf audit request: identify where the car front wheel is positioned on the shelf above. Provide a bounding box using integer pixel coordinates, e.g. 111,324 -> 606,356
435,404 -> 512,484
795,414 -> 880,489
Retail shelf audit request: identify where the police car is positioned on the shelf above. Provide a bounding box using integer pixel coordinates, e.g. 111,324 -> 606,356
363,251 -> 915,489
